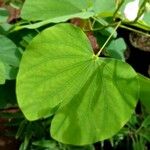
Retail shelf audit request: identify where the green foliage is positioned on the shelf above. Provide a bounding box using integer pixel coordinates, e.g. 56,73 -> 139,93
17,23 -> 139,145
0,35 -> 21,80
0,0 -> 150,149
93,0 -> 116,15
20,0 -> 94,29
0,8 -> 9,23
0,35 -> 21,67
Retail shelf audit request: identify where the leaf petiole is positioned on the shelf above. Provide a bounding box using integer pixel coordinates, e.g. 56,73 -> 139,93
96,21 -> 122,56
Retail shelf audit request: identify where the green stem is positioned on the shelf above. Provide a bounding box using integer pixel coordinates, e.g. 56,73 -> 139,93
96,21 -> 121,56
113,0 -> 125,20
120,24 -> 150,37
133,0 -> 147,23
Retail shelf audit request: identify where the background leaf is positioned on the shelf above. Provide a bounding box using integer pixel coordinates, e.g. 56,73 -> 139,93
0,35 -> 21,67
106,38 -> 126,61
0,8 -> 9,23
93,0 -> 116,15
20,0 -> 94,29
19,0 -> 117,29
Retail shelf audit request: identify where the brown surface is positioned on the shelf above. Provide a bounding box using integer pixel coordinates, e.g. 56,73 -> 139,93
0,136 -> 20,150
71,18 -> 99,54
0,108 -> 20,150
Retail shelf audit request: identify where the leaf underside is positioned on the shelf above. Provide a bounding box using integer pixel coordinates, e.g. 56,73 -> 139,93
17,23 -> 139,145
19,0 -> 116,29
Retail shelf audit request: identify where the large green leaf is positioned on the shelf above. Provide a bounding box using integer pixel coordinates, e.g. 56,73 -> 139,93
17,23 -> 139,145
0,61 -> 5,84
138,74 -> 150,112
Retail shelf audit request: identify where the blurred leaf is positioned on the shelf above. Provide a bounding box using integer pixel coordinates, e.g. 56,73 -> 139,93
19,0 -> 94,29
0,8 -> 9,23
4,64 -> 18,79
16,120 -> 28,139
101,26 -> 117,38
106,38 -> 126,61
18,0 -> 117,29
67,145 -> 95,150
141,115 -> 150,128
132,139 -> 145,150
93,0 -> 116,16
143,12 -> 150,25
0,61 -> 5,84
140,130 -> 150,142
0,35 -> 21,67
0,23 -> 12,35
10,0 -> 24,9
32,140 -> 58,149
21,0 -> 92,21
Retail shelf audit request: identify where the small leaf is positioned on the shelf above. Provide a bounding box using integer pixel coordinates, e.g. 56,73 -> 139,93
17,23 -> 139,145
138,74 -> 150,112
0,61 -> 5,84
106,38 -> 126,61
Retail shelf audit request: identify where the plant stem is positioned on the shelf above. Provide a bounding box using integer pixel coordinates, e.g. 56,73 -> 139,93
96,21 -> 121,56
120,24 -> 150,37
133,0 -> 147,23
113,0 -> 125,20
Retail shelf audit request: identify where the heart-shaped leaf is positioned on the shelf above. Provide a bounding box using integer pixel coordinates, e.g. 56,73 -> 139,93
17,23 -> 139,145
